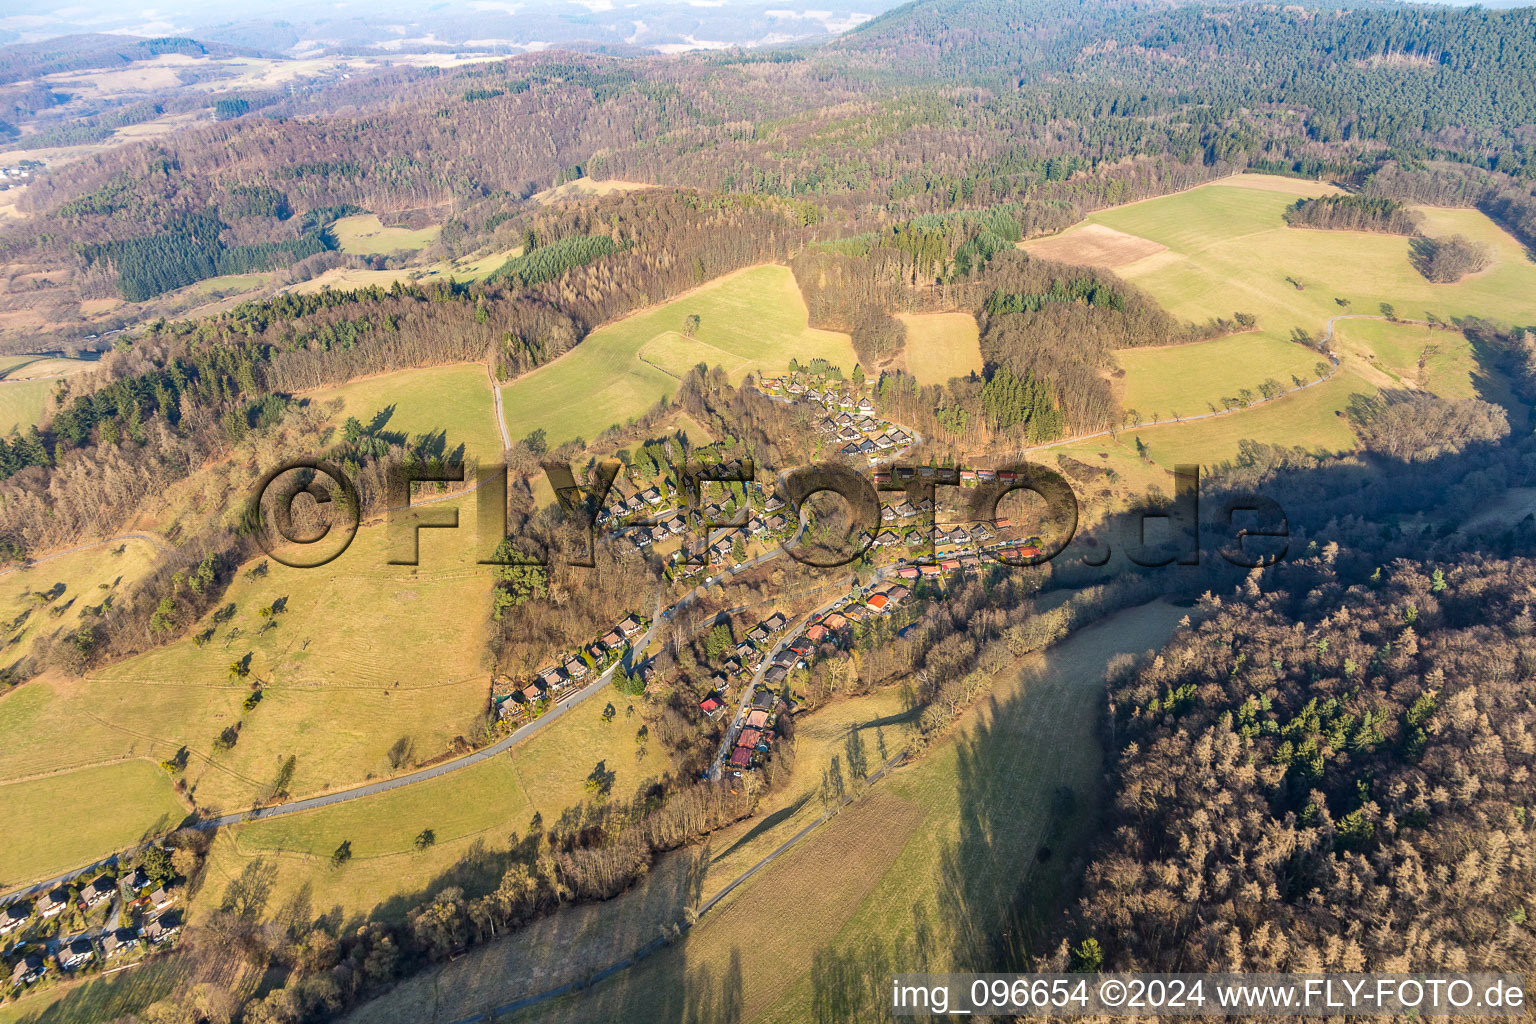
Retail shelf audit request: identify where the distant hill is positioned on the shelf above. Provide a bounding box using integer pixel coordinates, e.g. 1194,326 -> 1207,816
0,34 -> 272,86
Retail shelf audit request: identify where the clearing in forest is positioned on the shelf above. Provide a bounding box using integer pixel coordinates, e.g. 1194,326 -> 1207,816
897,312 -> 984,383
330,214 -> 441,256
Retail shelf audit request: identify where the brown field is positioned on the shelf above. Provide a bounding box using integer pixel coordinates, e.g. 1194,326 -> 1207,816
531,178 -> 655,206
1022,222 -> 1168,268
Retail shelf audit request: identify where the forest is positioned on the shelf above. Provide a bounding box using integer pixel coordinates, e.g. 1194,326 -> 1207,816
1056,554 -> 1535,979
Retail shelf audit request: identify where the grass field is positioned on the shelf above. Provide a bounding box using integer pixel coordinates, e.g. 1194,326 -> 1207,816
1132,365 -> 1368,468
1115,334 -> 1322,420
0,502 -> 495,863
300,363 -> 503,461
0,354 -> 94,433
0,760 -> 187,886
287,245 -> 523,296
1088,184 -> 1536,342
1022,175 -> 1536,471
330,214 -> 440,256
897,312 -> 984,383
1330,318 -> 1481,400
498,265 -> 857,448
194,680 -> 672,926
0,536 -> 163,679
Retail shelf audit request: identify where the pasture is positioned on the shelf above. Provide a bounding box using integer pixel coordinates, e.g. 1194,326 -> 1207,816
0,499 -> 495,866
498,265 -> 856,448
330,214 -> 440,256
0,760 -> 187,887
287,245 -> 523,296
1085,183 -> 1536,343
1114,333 -> 1322,421
194,680 -> 673,927
299,363 -> 503,461
1132,365 -> 1368,469
0,354 -> 94,433
0,535 -> 162,679
897,312 -> 984,383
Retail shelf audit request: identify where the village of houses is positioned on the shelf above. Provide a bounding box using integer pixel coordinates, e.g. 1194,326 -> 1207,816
491,375 -> 1048,781
3,851 -> 185,998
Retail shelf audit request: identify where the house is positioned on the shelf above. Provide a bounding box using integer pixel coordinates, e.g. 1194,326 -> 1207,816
699,695 -> 725,719
949,527 -> 971,546
889,428 -> 911,445
834,413 -> 854,426
858,439 -> 878,455
82,875 -> 116,908
897,566 -> 919,580
764,612 -> 788,632
959,554 -> 981,570
765,514 -> 788,533
734,641 -> 760,664
788,635 -> 814,655
640,487 -> 664,505
62,937 -> 96,970
822,612 -> 848,630
764,665 -> 788,685
839,443 -> 860,456
538,666 -> 566,689
147,887 -> 175,913
38,888 -> 67,919
101,927 -> 136,958
993,516 -> 1012,530
894,501 -> 916,518
940,558 -> 962,573
872,433 -> 895,449
885,584 -> 911,603
10,954 -> 44,988
0,902 -> 29,936
728,747 -> 753,768
880,504 -> 896,522
857,398 -> 875,414
855,416 -> 877,432
1018,545 -> 1043,559
764,495 -> 785,513
805,624 -> 829,642
140,913 -> 180,944
736,727 -> 763,749
866,593 -> 891,613
844,604 -> 869,623
601,629 -> 625,648
563,658 -> 590,680
920,564 -> 942,579
960,469 -> 976,482
745,709 -> 771,730
721,657 -> 743,676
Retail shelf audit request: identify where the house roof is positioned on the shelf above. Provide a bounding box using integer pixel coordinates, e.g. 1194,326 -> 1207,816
736,727 -> 763,748
745,709 -> 770,729
752,689 -> 777,709
866,593 -> 890,611
729,747 -> 752,767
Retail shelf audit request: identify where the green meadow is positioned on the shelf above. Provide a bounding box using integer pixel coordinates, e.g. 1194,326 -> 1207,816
1093,182 -> 1536,344
300,362 -> 503,461
0,760 -> 187,886
498,265 -> 857,448
330,214 -> 440,255
1115,333 -> 1322,421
